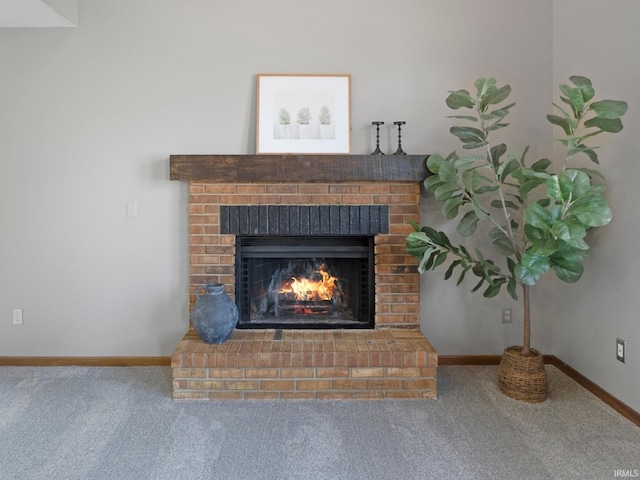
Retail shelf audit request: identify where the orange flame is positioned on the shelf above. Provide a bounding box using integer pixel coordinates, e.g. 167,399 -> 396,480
279,265 -> 338,301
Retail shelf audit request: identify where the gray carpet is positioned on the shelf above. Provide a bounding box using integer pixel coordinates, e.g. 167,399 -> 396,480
0,365 -> 638,480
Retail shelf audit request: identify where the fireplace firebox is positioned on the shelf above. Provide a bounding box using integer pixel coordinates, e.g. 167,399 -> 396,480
235,236 -> 374,329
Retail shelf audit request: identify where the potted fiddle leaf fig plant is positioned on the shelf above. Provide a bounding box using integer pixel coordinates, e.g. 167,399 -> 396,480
407,76 -> 627,402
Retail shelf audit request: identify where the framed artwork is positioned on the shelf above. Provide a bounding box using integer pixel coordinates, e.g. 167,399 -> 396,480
256,73 -> 351,154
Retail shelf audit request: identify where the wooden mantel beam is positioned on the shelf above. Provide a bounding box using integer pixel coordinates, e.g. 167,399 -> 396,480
169,154 -> 429,183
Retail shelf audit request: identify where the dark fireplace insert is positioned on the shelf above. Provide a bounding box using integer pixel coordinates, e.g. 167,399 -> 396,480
235,235 -> 374,329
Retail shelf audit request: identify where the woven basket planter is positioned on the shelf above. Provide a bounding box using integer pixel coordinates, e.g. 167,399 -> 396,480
498,346 -> 548,403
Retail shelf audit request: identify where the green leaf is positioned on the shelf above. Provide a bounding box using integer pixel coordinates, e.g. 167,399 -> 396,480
491,199 -> 519,211
474,185 -> 500,195
570,75 -> 592,87
442,196 -> 464,219
568,87 -> 585,113
546,175 -> 571,203
490,143 -> 507,169
518,178 -> 545,199
455,268 -> 467,286
492,232 -> 515,256
584,116 -> 624,133
547,114 -> 573,135
454,155 -> 483,170
470,277 -> 485,293
423,174 -> 444,192
566,76 -> 594,105
433,252 -> 448,269
488,102 -> 516,119
437,158 -> 459,184
515,252 -> 550,286
530,158 -> 552,172
406,231 -> 432,258
550,255 -> 584,283
482,84 -> 511,109
589,100 -> 628,119
420,225 -> 443,243
446,90 -> 475,109
447,115 -> 478,122
426,154 -> 444,175
486,122 -> 510,132
550,220 -> 587,247
525,202 -> 553,230
528,238 -> 561,256
474,77 -> 496,97
562,169 -> 592,197
444,260 -> 461,280
471,198 -> 490,221
438,230 -> 455,250
462,169 -> 487,193
521,168 -> 550,180
434,183 -> 461,202
507,276 -> 518,300
578,84 -> 595,103
417,247 -> 436,274
500,156 -> 520,180
567,194 -> 612,227
568,144 -> 599,164
483,280 -> 506,298
552,102 -> 573,121
457,210 -> 479,236
462,141 -> 489,150
450,126 -> 485,144
573,167 -> 604,180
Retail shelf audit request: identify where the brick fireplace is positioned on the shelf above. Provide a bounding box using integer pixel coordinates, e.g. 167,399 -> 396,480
170,155 -> 438,400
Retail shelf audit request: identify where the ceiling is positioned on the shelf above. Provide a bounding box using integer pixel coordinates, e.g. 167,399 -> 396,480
0,0 -> 76,27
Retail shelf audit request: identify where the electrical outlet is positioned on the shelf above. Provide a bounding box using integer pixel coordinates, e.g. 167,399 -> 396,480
616,338 -> 626,363
501,307 -> 512,323
12,309 -> 23,325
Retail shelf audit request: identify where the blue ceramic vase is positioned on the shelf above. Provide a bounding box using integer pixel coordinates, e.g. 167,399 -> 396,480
191,283 -> 238,344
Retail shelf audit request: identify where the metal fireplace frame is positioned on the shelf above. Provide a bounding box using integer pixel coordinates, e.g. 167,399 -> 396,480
235,235 -> 375,330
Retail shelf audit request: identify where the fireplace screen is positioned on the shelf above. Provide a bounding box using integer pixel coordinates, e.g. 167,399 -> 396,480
235,236 -> 374,329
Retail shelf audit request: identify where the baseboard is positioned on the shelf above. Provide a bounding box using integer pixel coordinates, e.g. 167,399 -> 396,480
438,355 -> 502,365
0,357 -> 171,366
440,354 -> 640,428
546,356 -> 640,428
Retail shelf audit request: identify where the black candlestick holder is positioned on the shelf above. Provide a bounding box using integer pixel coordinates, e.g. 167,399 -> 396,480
371,121 -> 385,155
393,121 -> 407,155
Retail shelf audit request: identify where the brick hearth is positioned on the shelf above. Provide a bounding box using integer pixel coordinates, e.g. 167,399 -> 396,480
173,328 -> 436,400
170,155 -> 438,400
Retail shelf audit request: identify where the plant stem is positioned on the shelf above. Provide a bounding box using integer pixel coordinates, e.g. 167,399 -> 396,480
522,284 -> 531,356
481,132 -> 519,259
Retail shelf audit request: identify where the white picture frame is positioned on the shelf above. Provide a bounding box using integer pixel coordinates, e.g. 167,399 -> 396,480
256,73 -> 352,154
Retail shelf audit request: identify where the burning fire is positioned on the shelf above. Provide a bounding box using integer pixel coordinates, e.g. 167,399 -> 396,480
279,264 -> 339,302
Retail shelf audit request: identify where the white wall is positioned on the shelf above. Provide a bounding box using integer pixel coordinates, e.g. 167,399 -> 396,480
0,0 -> 554,357
552,0 -> 640,412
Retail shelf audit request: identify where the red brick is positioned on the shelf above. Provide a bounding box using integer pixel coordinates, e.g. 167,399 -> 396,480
224,380 -> 259,390
297,380 -> 331,390
281,368 -> 314,378
244,391 -> 281,400
189,380 -> 224,390
236,184 -> 266,194
351,368 -> 385,378
260,380 -> 295,390
297,185 -> 329,194
208,391 -> 243,400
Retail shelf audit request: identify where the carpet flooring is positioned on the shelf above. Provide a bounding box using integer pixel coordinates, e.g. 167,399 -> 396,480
0,365 -> 638,480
